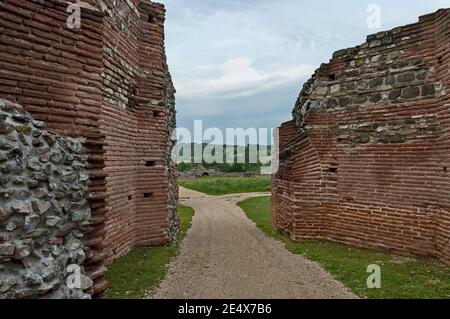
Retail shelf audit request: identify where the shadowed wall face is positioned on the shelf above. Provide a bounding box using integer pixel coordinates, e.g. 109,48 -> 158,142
272,9 -> 449,265
0,0 -> 178,298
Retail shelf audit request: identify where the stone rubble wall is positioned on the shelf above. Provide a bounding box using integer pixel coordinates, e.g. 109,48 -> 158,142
272,9 -> 449,265
0,0 -> 178,298
0,0 -> 108,297
164,67 -> 180,241
0,100 -> 92,299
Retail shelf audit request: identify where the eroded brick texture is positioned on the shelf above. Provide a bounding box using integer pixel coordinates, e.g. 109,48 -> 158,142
99,0 -> 178,263
0,0 -> 178,298
272,9 -> 449,265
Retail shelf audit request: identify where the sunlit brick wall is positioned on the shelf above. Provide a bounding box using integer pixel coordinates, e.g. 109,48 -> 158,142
272,9 -> 449,265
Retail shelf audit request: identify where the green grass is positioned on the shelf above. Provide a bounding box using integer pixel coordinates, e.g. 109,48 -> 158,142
179,176 -> 271,195
106,205 -> 195,299
238,196 -> 450,299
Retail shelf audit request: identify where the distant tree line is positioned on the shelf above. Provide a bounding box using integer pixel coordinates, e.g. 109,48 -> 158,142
177,143 -> 272,173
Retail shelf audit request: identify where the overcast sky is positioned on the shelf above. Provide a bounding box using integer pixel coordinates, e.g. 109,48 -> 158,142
158,0 -> 449,143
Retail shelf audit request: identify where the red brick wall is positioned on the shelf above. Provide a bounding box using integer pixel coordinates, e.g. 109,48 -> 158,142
272,9 -> 449,265
0,0 -> 108,295
99,1 -> 174,262
433,9 -> 450,264
0,0 -> 178,296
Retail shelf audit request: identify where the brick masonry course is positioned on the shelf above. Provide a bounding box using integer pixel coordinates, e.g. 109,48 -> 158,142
271,9 -> 450,266
0,0 -> 178,298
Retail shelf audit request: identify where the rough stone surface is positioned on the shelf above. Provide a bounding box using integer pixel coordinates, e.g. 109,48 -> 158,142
272,9 -> 450,266
0,100 -> 92,299
164,68 -> 180,241
0,0 -> 179,297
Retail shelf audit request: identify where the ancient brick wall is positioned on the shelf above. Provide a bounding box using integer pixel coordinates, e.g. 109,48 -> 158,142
0,0 -> 178,298
98,0 -> 178,262
272,9 -> 449,265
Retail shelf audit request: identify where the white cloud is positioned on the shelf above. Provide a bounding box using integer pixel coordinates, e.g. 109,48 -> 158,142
209,38 -> 246,49
160,0 -> 448,134
176,57 -> 314,99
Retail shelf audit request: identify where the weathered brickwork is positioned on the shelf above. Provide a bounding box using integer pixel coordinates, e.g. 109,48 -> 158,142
0,0 -> 178,298
99,0 -> 178,261
272,9 -> 449,265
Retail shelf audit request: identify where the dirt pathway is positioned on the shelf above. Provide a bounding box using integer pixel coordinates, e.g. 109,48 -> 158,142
149,187 -> 357,299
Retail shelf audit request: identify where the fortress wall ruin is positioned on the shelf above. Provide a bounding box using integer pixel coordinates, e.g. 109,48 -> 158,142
0,0 -> 178,298
272,9 -> 449,265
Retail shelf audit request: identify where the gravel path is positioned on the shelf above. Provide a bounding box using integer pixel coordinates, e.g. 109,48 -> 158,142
149,187 -> 357,299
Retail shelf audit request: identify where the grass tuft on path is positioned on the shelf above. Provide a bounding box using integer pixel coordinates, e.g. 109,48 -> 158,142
238,196 -> 450,299
179,176 -> 271,195
106,205 -> 194,299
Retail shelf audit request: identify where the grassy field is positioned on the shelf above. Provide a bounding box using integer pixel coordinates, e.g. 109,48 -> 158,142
239,196 -> 450,299
106,205 -> 194,299
179,176 -> 271,195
